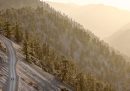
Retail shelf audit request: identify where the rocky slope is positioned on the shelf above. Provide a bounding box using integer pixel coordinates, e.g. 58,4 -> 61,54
0,50 -> 72,91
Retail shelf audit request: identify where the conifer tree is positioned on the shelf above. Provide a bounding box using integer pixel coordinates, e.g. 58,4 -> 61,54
23,30 -> 30,63
14,23 -> 21,43
61,59 -> 68,82
4,21 -> 11,39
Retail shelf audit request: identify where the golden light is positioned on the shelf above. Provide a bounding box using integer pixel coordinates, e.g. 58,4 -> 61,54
43,0 -> 130,11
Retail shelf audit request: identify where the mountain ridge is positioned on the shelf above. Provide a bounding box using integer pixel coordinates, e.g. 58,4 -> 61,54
48,2 -> 130,38
106,23 -> 130,57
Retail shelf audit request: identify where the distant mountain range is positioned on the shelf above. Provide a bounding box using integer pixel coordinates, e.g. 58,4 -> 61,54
48,2 -> 130,38
106,23 -> 130,57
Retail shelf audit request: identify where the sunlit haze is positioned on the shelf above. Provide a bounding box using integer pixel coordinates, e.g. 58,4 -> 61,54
1,0 -> 130,91
43,0 -> 130,11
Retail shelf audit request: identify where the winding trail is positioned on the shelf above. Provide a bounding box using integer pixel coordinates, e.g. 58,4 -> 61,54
0,35 -> 18,91
0,35 -> 74,91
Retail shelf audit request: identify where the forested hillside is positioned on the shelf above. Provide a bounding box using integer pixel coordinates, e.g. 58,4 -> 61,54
0,0 -> 42,9
0,8 -> 114,91
0,1 -> 130,91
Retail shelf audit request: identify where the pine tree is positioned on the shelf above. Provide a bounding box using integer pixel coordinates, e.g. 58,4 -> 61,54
14,23 -> 21,43
4,21 -> 11,39
61,59 -> 68,82
23,30 -> 30,63
77,73 -> 85,91
23,39 -> 29,62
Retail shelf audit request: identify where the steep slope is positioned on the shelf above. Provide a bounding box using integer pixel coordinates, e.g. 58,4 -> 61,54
0,50 -> 73,91
48,2 -> 130,38
0,1 -> 130,91
0,51 -> 39,91
106,23 -> 130,57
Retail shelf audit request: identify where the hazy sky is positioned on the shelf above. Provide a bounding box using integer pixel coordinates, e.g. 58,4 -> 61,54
43,0 -> 130,11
